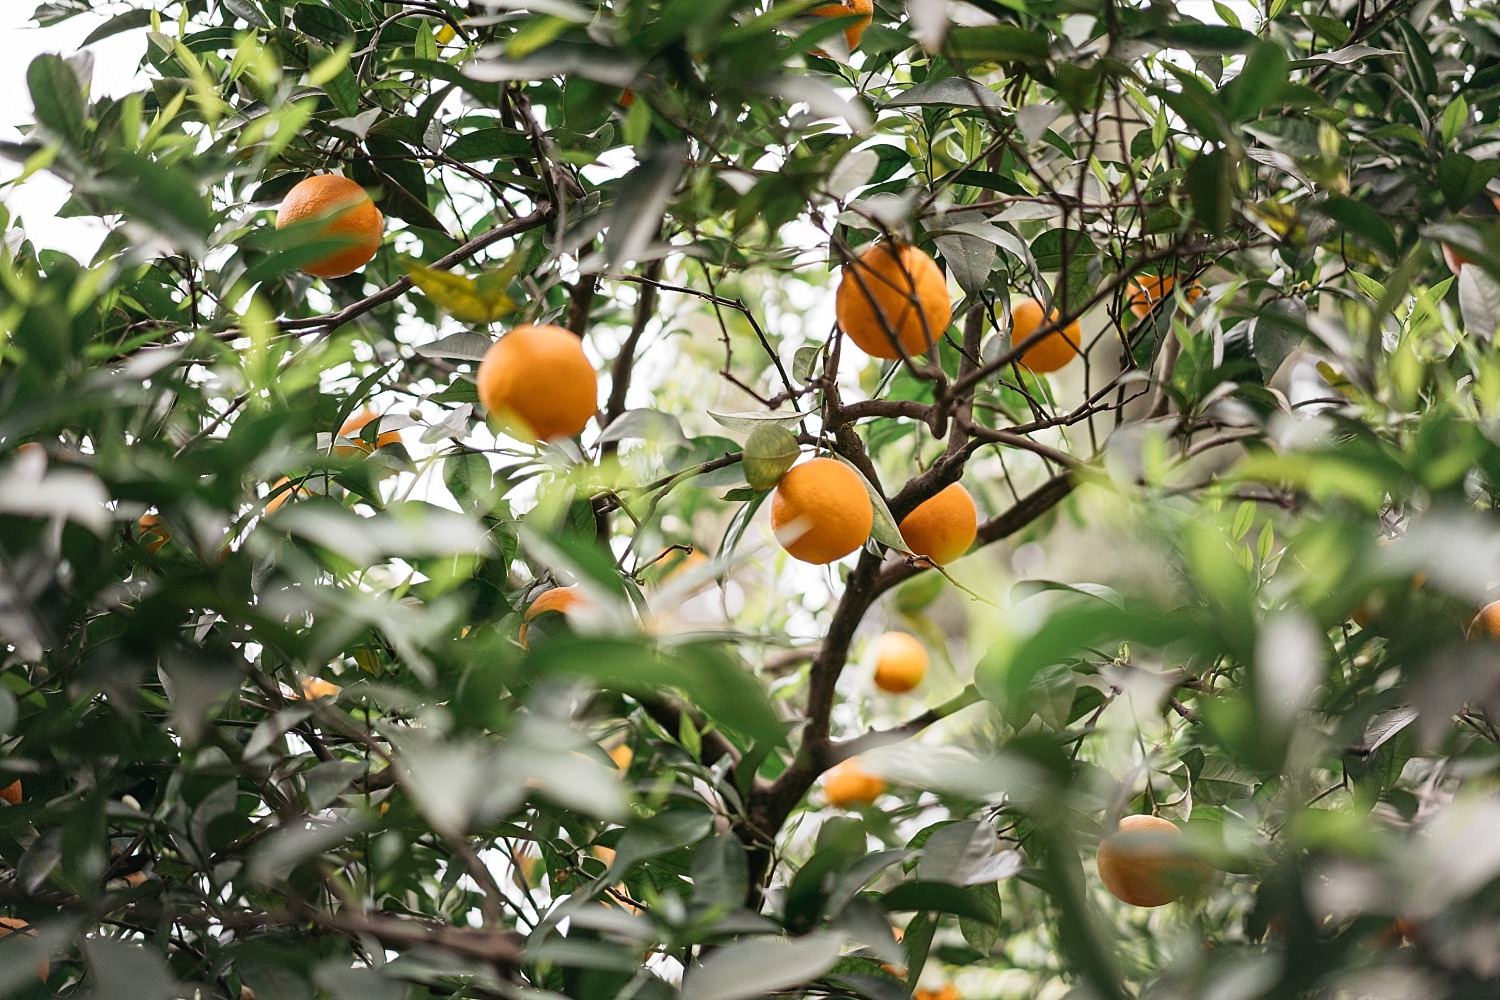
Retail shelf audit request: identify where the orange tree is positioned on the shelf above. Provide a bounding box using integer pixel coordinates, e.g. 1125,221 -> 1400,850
3,0 -> 1500,997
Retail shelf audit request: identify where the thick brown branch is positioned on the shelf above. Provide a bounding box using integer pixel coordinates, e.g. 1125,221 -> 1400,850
605,260 -> 664,426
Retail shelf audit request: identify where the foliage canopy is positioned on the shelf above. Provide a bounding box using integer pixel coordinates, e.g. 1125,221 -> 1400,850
4,0 -> 1500,998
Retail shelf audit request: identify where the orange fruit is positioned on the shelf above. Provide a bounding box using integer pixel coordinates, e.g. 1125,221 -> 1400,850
298,678 -> 341,700
1096,814 -> 1210,907
608,743 -> 634,772
476,324 -> 598,442
1126,274 -> 1201,320
264,477 -> 305,515
836,243 -> 952,359
1442,244 -> 1469,275
898,483 -> 977,566
0,780 -> 19,805
770,458 -> 873,564
915,986 -> 958,1000
275,174 -> 384,279
1468,599 -> 1500,641
520,585 -> 586,648
812,0 -> 874,51
873,632 -> 927,693
138,513 -> 170,554
0,917 -> 49,981
824,759 -> 886,807
1010,297 -> 1082,374
335,409 -> 401,456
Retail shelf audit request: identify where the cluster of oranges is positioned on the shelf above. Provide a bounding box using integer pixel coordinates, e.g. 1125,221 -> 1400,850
269,172 -> 1195,574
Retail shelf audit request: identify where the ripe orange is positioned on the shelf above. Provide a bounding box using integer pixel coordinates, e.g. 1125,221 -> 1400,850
138,513 -> 170,554
520,585 -> 586,648
1010,297 -> 1082,374
836,243 -> 952,359
1127,274 -> 1202,320
608,743 -> 634,772
0,917 -> 48,981
1096,814 -> 1209,907
898,482 -> 977,566
0,780 -> 19,805
1442,244 -> 1469,275
770,458 -> 873,564
874,632 -> 927,693
1468,599 -> 1500,641
298,678 -> 341,700
275,174 -> 384,279
335,409 -> 401,456
914,986 -> 958,1000
476,324 -> 598,442
264,477 -> 305,515
812,0 -> 874,51
824,759 -> 885,807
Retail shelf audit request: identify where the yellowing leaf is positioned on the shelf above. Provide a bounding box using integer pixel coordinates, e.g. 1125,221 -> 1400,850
407,262 -> 519,324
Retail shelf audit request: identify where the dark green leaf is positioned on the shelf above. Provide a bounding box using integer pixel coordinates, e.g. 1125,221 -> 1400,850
26,54 -> 87,148
879,881 -> 1001,923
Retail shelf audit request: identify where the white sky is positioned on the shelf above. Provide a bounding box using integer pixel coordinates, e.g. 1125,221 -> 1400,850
1,4 -> 146,259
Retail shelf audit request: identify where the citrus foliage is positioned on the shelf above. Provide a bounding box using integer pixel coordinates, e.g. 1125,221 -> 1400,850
3,0 -> 1500,999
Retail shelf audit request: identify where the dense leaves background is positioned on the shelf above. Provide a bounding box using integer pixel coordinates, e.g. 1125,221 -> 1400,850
3,0 -> 1500,997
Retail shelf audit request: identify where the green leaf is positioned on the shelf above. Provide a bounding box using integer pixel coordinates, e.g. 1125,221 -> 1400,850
709,410 -> 808,433
407,262 -> 520,323
1319,195 -> 1398,260
879,881 -> 1001,923
959,883 -> 1003,953
93,149 -> 215,250
526,638 -> 786,748
1184,147 -> 1234,232
1442,94 -> 1469,146
1158,23 -> 1257,52
83,938 -> 184,1000
26,54 -> 88,149
832,456 -> 908,554
974,598 -> 1208,709
944,25 -> 1049,63
1221,41 -> 1289,120
680,932 -> 846,1000
446,127 -> 533,162
1436,154 -> 1500,211
886,79 -> 1007,111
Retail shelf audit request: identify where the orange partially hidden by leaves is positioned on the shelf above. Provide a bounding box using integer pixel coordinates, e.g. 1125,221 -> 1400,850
1127,274 -> 1202,320
1468,599 -> 1500,641
520,585 -> 586,648
138,513 -> 170,554
264,477 -> 305,515
770,458 -> 873,564
1096,814 -> 1210,907
608,743 -> 634,772
1442,244 -> 1469,275
335,409 -> 401,456
812,0 -> 874,51
476,323 -> 598,442
898,482 -> 977,566
824,759 -> 886,808
0,917 -> 49,981
1010,297 -> 1082,374
915,986 -> 959,1000
836,243 -> 952,359
0,780 -> 19,805
298,677 -> 341,700
874,631 -> 927,693
275,174 -> 384,279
